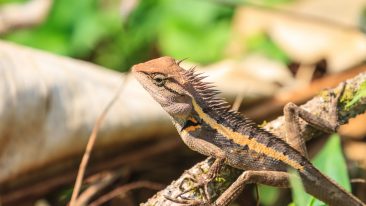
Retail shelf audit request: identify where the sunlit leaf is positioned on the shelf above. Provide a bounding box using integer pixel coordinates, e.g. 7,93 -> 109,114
312,134 -> 351,191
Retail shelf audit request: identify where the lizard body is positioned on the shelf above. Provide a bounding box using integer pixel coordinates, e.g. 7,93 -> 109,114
132,56 -> 365,206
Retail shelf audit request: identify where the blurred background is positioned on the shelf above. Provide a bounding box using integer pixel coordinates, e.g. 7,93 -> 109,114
1,0 -> 236,70
0,0 -> 366,205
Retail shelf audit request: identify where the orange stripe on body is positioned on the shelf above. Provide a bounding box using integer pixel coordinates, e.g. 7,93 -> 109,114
191,99 -> 304,171
188,117 -> 198,124
184,125 -> 201,132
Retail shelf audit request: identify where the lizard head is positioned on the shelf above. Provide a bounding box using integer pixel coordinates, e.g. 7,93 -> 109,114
132,56 -> 194,118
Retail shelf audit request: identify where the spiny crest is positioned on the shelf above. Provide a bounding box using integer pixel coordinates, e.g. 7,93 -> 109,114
181,66 -> 255,128
182,67 -> 221,99
176,57 -> 189,66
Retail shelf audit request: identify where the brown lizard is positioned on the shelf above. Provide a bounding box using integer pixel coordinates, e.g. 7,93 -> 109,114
132,56 -> 365,206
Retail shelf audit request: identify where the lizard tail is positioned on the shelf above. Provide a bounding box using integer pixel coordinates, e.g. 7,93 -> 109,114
301,165 -> 365,206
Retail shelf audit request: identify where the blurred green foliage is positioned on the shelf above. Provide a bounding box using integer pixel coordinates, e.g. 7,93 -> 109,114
157,1 -> 233,65
1,0 -> 234,71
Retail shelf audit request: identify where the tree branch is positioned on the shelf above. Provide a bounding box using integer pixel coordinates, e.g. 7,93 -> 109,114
141,72 -> 366,205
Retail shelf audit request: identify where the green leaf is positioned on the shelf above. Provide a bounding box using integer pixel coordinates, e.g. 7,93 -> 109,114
257,185 -> 279,206
289,134 -> 351,206
312,134 -> 351,191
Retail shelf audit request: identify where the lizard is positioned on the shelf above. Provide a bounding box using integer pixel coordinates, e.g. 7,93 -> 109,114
132,56 -> 365,206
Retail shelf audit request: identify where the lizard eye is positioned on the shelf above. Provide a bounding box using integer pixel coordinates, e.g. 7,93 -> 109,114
152,73 -> 167,87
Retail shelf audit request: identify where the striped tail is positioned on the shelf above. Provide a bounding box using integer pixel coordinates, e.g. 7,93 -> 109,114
300,165 -> 365,206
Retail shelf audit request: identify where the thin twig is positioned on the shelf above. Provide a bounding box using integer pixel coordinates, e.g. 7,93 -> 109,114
69,74 -> 130,206
89,181 -> 164,206
74,171 -> 122,206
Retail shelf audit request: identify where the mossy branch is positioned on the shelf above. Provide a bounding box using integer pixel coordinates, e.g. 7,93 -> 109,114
141,72 -> 366,206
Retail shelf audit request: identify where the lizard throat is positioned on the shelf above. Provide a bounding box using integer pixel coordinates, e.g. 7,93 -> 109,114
191,99 -> 304,171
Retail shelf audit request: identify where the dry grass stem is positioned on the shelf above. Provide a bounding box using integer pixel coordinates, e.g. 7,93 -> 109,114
69,74 -> 130,206
90,181 -> 164,206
